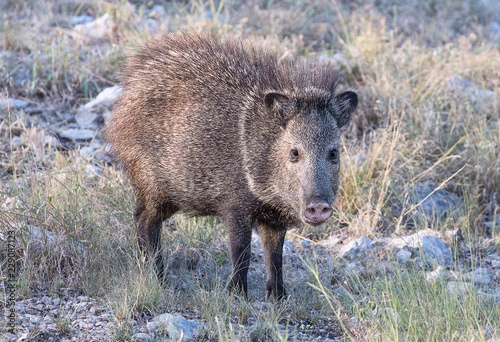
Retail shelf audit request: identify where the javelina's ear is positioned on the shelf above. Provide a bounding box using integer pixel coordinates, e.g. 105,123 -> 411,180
264,92 -> 292,124
333,90 -> 358,128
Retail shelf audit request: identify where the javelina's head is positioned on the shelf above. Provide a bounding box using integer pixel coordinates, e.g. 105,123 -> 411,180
267,88 -> 357,226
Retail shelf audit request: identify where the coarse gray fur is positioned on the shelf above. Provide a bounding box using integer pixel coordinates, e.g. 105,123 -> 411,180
106,31 -> 358,299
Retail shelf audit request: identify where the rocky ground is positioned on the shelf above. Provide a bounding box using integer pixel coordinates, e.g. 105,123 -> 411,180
1,220 -> 500,341
2,1 -> 500,341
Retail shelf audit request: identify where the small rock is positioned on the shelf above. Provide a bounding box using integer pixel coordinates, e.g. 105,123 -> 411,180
133,333 -> 152,342
339,237 -> 373,260
151,5 -> 166,17
426,266 -> 445,282
11,135 -> 22,147
80,146 -> 94,157
466,268 -> 492,285
0,98 -> 29,109
59,128 -> 95,140
149,313 -> 200,340
396,249 -> 412,263
71,14 -> 95,26
44,135 -> 60,147
491,260 -> 500,269
52,298 -> 61,306
81,86 -> 122,111
27,314 -> 41,324
447,281 -> 471,295
75,109 -> 98,128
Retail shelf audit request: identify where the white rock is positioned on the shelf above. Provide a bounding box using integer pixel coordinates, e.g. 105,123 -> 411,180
491,260 -> 500,269
152,5 -> 166,17
73,13 -> 112,40
426,266 -> 445,282
75,109 -> 98,128
339,237 -> 373,260
80,146 -> 94,157
85,165 -> 100,178
321,235 -> 341,247
11,135 -> 22,147
44,135 -> 59,147
71,14 -> 95,26
148,313 -> 199,340
59,128 -> 95,140
81,86 -> 122,111
396,249 -> 412,263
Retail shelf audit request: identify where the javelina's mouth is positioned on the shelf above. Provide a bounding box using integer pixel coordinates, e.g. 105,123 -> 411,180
302,217 -> 329,226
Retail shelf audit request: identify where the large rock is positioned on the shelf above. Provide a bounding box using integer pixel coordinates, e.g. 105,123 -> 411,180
339,237 -> 374,260
148,313 -> 200,340
465,268 -> 492,285
410,181 -> 461,221
386,230 -> 452,266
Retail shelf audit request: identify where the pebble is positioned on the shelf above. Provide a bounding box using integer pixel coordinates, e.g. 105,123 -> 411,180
396,248 -> 412,263
59,128 -> 95,140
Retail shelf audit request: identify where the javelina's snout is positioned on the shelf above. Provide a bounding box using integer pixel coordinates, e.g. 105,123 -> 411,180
304,200 -> 333,224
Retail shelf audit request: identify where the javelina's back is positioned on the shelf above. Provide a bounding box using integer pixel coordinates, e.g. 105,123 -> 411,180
106,31 -> 357,298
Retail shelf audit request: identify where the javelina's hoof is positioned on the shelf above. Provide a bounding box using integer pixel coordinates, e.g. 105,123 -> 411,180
266,283 -> 287,301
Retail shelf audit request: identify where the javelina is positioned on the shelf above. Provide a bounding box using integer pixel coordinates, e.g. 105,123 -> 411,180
106,31 -> 357,299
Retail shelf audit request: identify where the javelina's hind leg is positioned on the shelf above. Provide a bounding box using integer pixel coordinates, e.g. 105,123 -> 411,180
134,201 -> 178,284
225,214 -> 253,297
258,224 -> 286,300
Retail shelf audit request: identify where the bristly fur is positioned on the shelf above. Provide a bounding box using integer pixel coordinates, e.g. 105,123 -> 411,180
106,30 -> 357,299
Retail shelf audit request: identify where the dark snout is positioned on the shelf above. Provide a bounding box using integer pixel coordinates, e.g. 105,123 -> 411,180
303,200 -> 332,224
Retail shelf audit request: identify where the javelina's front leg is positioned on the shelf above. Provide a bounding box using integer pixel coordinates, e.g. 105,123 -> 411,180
258,225 -> 286,300
225,214 -> 253,296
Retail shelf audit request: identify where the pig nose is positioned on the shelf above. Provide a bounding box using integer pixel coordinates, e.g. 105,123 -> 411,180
304,201 -> 332,224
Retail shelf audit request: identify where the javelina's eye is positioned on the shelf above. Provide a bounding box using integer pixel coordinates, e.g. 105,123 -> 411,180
330,149 -> 339,162
290,148 -> 300,161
